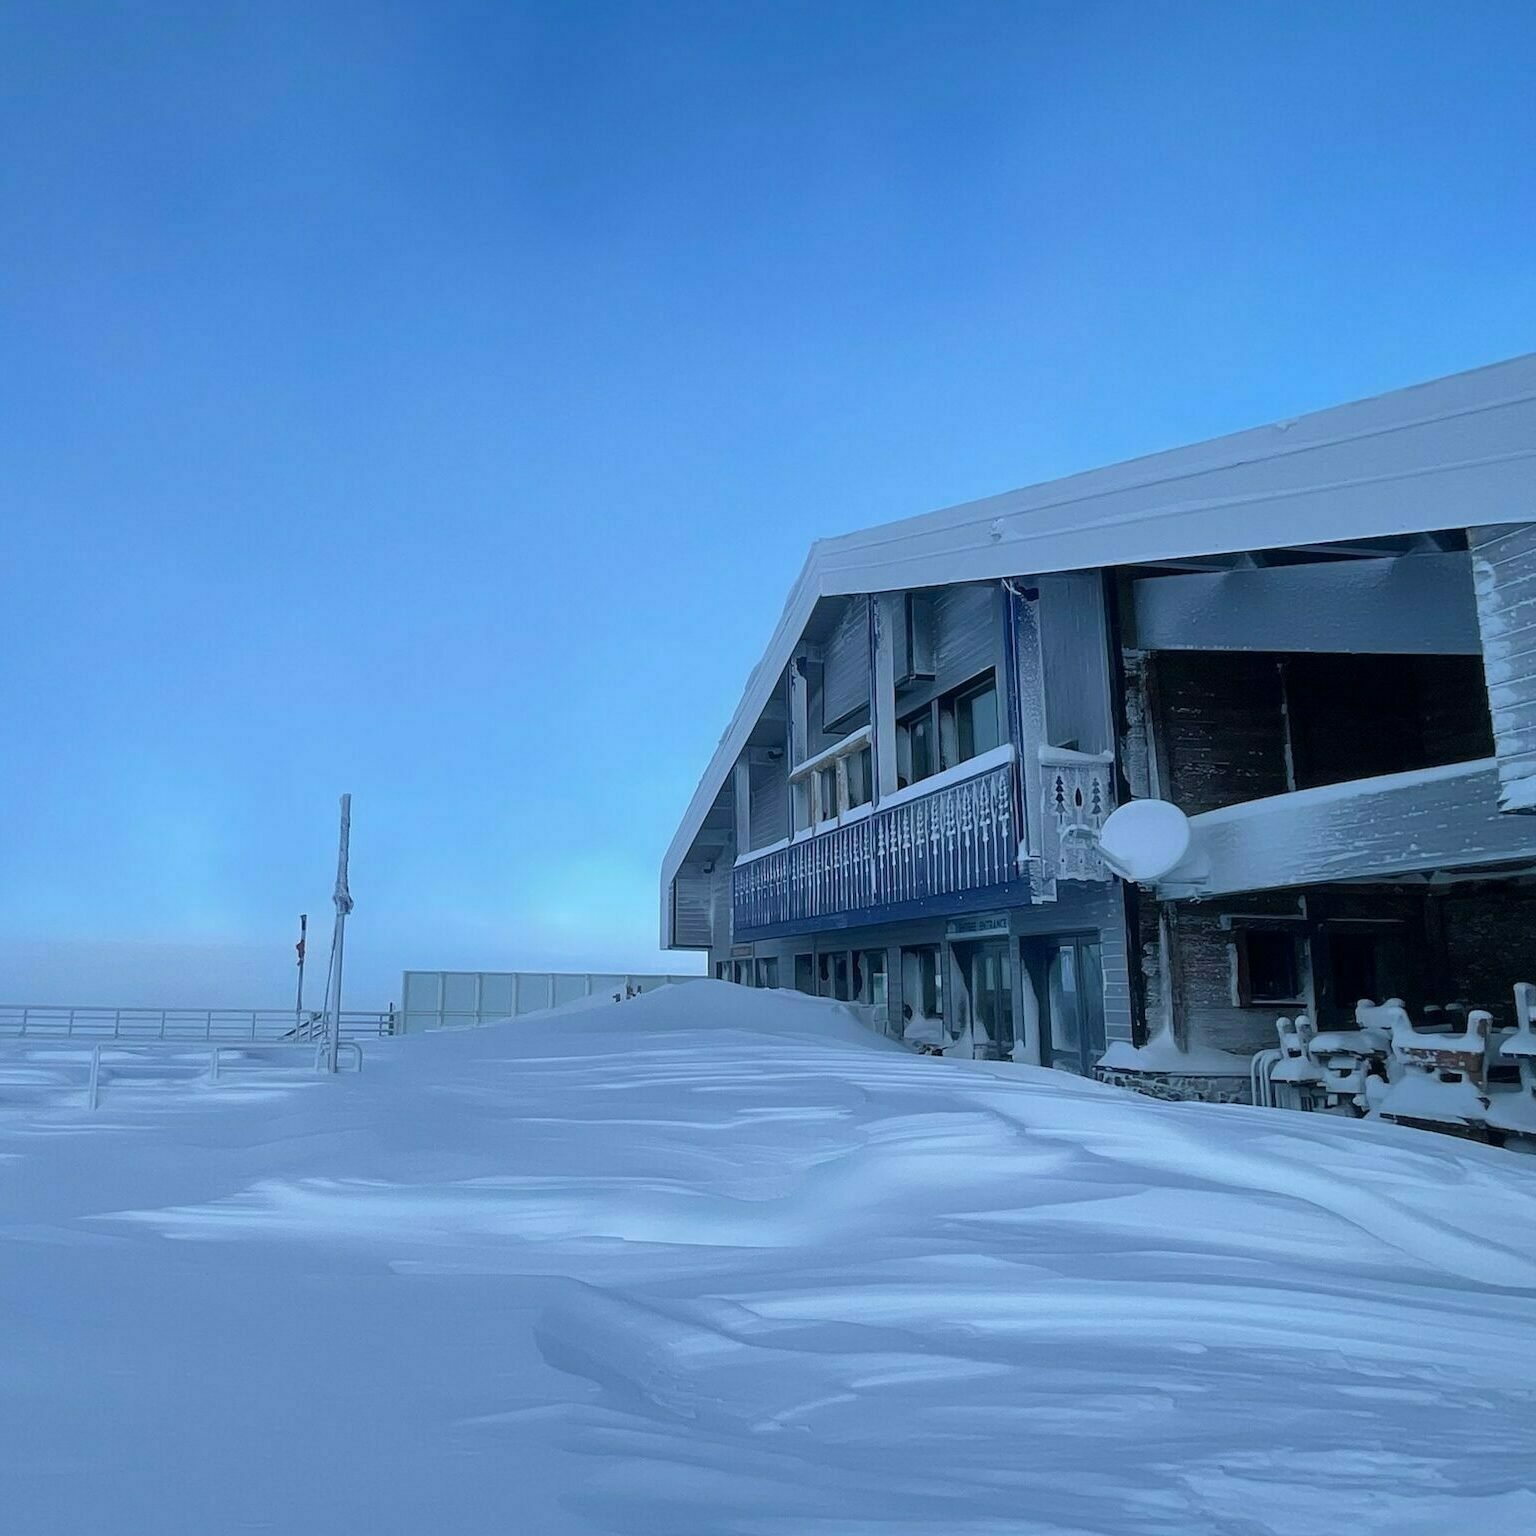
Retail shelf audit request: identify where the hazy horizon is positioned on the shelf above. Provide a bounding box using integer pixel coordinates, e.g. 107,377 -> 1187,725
4,0 -> 1534,1007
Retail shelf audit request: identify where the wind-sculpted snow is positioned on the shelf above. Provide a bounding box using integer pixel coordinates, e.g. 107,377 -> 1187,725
3,982 -> 1536,1533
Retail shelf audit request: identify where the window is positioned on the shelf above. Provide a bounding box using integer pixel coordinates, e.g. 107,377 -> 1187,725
791,727 -> 874,828
845,746 -> 873,810
817,764 -> 838,820
731,958 -> 755,987
849,949 -> 890,1032
715,961 -> 729,981
900,945 -> 944,1030
832,952 -> 851,1001
858,949 -> 888,1006
794,954 -> 815,994
755,957 -> 779,989
1235,927 -> 1305,1006
816,951 -> 853,1000
792,777 -> 813,833
897,707 -> 935,788
951,676 -> 1000,764
898,671 -> 1001,788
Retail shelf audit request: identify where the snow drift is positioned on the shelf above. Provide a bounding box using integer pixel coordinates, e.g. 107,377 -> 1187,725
3,980 -> 1536,1534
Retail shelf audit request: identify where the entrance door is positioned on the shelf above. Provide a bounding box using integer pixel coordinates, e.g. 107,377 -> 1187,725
1021,936 -> 1105,1076
951,940 -> 1014,1060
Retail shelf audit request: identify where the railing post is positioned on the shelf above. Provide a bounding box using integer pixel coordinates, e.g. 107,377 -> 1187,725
87,1045 -> 101,1111
210,1047 -> 221,1083
67,1008 -> 75,1038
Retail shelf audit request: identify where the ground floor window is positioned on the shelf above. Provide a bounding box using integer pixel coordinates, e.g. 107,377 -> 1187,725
854,949 -> 887,1009
899,945 -> 944,1046
755,957 -> 780,989
1234,924 -> 1306,1008
794,954 -> 814,994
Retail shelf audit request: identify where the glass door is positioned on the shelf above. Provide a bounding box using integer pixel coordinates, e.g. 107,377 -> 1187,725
1021,936 -> 1105,1075
951,940 -> 1014,1060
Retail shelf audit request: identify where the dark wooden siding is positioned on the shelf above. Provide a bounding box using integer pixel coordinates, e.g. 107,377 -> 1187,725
1155,652 -> 1290,814
822,596 -> 871,727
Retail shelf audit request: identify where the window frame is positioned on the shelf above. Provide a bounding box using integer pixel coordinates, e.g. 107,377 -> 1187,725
897,669 -> 1001,789
1233,925 -> 1308,1008
789,724 -> 875,831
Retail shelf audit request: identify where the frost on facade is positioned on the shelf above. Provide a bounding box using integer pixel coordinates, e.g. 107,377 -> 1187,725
662,354 -> 1536,1103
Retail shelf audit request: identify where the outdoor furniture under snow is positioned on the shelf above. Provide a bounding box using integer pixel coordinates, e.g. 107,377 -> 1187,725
1372,1005 -> 1492,1131
1487,982 -> 1536,1138
1268,1014 -> 1324,1109
1304,1002 -> 1397,1110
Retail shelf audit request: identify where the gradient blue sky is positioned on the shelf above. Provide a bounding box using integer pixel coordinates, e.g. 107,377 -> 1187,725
3,1 -> 1534,1007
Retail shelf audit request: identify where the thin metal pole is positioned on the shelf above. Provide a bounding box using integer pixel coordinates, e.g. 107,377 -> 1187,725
295,913 -> 308,1038
325,795 -> 353,1075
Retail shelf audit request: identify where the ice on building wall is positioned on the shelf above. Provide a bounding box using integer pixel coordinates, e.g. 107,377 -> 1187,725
1471,523 -> 1536,813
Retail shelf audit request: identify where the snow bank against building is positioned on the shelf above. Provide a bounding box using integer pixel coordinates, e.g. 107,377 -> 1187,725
4,981 -> 1536,1535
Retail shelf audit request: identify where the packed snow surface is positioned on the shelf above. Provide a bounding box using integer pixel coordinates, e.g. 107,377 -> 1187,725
4,981 -> 1536,1534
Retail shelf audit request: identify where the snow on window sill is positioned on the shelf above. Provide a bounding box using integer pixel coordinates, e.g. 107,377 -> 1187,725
878,743 -> 1016,812
789,725 -> 873,782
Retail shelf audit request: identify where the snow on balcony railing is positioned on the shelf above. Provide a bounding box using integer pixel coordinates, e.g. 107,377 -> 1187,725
733,749 -> 1020,933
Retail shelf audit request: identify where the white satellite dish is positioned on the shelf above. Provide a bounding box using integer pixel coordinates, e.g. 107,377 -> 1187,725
1096,798 -> 1192,882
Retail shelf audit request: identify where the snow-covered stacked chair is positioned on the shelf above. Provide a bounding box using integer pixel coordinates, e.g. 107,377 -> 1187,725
1306,1000 -> 1396,1113
1373,1004 -> 1492,1132
1487,982 -> 1536,1141
1269,1014 -> 1324,1110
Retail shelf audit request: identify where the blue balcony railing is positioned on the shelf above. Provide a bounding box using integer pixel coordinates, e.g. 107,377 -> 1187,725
733,757 -> 1021,935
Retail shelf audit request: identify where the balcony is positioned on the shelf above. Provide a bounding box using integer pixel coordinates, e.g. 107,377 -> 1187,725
733,748 -> 1022,938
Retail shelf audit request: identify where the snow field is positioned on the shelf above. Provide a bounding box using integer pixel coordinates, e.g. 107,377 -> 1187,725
3,980 -> 1536,1534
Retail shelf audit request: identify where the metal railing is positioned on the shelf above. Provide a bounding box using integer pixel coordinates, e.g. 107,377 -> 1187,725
0,1005 -> 396,1042
0,1038 -> 365,1111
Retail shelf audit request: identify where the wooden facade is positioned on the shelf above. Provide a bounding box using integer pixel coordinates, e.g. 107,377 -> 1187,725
663,354 -> 1536,1090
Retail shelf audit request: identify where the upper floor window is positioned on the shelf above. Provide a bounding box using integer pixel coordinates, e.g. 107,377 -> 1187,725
898,707 -> 935,787
898,670 -> 1002,788
792,728 -> 874,830
949,674 -> 1000,763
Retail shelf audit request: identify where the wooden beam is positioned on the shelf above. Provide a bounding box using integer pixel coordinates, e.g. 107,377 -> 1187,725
1132,553 -> 1480,655
788,657 -> 810,767
733,757 -> 751,854
871,593 -> 900,799
1157,758 -> 1536,899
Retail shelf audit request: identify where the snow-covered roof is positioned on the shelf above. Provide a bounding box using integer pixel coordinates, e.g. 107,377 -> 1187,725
663,352 -> 1536,940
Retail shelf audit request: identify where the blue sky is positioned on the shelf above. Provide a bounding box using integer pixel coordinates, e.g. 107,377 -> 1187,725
3,0 -> 1534,1007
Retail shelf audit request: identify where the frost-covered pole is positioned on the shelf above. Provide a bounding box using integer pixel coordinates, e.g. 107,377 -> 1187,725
325,795 -> 354,1074
294,913 -> 308,1038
